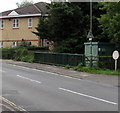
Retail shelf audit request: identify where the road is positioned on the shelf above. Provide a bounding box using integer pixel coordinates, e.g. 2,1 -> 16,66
1,62 -> 118,111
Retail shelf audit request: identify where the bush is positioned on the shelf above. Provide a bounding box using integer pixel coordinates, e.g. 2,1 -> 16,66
18,41 -> 31,47
21,55 -> 34,63
65,65 -> 72,69
73,63 -> 84,70
14,47 -> 29,61
27,46 -> 49,51
0,48 -> 16,59
1,47 -> 35,63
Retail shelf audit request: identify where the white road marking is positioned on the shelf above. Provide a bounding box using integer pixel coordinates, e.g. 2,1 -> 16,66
0,103 -> 15,111
16,75 -> 41,84
59,88 -> 118,105
0,69 -> 5,73
10,64 -> 81,81
6,64 -> 117,88
0,96 -> 27,112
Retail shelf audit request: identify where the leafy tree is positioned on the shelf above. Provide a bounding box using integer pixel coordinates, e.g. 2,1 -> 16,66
34,2 -> 103,53
98,2 -> 120,50
16,0 -> 33,8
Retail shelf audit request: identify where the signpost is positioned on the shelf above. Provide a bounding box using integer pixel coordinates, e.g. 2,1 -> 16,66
112,50 -> 119,71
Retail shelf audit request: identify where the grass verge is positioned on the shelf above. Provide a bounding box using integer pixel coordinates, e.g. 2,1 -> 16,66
65,64 -> 120,76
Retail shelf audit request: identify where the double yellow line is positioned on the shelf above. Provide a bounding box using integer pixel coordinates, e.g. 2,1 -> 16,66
0,96 -> 29,112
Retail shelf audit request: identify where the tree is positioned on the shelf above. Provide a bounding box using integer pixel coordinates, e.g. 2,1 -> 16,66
98,2 -> 120,50
33,2 -> 103,53
16,0 -> 33,8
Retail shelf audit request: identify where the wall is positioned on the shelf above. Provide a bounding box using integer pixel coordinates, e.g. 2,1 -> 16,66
0,17 -> 40,48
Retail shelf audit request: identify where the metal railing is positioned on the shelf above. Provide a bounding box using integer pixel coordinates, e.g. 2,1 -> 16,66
34,52 -> 85,66
85,56 -> 120,69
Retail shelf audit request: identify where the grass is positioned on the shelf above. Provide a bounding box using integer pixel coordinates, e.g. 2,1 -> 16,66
65,64 -> 120,76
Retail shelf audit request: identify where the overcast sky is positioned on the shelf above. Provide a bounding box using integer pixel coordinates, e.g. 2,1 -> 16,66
0,0 -> 118,12
0,0 -> 51,12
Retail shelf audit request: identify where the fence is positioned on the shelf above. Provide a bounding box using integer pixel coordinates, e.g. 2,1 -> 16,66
0,49 -> 15,59
98,56 -> 120,70
85,56 -> 120,70
1,50 -> 120,70
34,52 -> 85,66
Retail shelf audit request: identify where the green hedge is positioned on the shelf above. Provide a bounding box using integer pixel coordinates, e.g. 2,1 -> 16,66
27,46 -> 49,51
0,48 -> 15,59
0,47 -> 34,63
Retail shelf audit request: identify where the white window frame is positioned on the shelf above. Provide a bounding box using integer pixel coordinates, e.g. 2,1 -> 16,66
0,20 -> 4,29
12,42 -> 18,47
28,18 -> 32,28
0,42 -> 3,48
12,19 -> 19,28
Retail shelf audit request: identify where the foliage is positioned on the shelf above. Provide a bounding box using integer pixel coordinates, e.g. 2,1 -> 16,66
1,47 -> 34,63
18,41 -> 31,47
21,55 -> 34,63
27,46 -> 49,51
16,0 -> 33,8
65,65 -> 72,69
98,2 -> 120,50
0,48 -> 16,59
73,64 -> 120,76
33,2 -> 103,54
14,47 -> 29,61
33,18 -> 50,40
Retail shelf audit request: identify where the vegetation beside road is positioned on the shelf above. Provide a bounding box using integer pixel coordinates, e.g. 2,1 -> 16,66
65,64 -> 120,76
0,46 -> 49,63
1,47 -> 120,76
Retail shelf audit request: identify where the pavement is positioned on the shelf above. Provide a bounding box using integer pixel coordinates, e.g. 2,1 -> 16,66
3,60 -> 119,87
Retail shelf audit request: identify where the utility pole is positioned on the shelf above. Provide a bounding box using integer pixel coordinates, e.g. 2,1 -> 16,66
87,0 -> 94,67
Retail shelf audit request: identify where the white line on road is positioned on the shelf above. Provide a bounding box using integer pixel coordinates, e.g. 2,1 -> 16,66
0,96 -> 27,112
0,69 -> 5,73
16,75 -> 41,84
59,87 -> 118,105
11,64 -> 81,81
0,103 -> 15,111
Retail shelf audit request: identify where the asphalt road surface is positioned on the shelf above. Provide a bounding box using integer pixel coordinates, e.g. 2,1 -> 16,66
1,62 -> 118,111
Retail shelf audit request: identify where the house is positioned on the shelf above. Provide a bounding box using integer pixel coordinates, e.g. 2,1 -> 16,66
0,2 -> 49,48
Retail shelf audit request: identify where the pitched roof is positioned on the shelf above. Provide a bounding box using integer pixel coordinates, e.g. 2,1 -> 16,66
0,2 -> 49,18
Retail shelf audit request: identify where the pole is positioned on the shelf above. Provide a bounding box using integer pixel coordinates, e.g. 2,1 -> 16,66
115,59 -> 117,71
90,40 -> 92,67
90,0 -> 92,31
90,0 -> 92,67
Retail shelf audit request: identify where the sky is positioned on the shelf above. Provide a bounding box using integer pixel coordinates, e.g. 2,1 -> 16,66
0,0 -> 118,12
0,0 -> 51,12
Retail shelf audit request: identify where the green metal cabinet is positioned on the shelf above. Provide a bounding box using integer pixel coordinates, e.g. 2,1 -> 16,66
84,42 -> 115,66
84,42 -> 115,57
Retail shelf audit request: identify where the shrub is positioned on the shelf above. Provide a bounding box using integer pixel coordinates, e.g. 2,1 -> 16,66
18,41 -> 31,47
14,47 -> 28,61
65,65 -> 72,69
0,48 -> 16,59
27,46 -> 49,51
73,63 -> 83,70
21,55 -> 34,63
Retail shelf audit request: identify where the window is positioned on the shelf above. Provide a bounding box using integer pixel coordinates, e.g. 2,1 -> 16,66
12,42 -> 18,47
12,19 -> 19,28
0,20 -> 4,29
28,18 -> 32,28
0,42 -> 3,48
